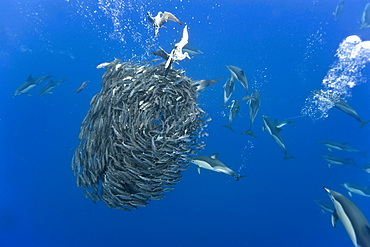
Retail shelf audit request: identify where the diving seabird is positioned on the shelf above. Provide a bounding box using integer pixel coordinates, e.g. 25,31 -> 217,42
147,11 -> 182,37
165,25 -> 190,69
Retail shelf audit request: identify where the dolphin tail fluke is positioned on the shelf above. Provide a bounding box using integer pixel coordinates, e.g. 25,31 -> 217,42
241,130 -> 257,138
235,175 -> 249,181
360,120 -> 370,128
284,154 -> 294,160
222,125 -> 235,132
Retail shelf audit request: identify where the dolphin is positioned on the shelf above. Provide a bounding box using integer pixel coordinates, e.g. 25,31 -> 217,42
241,89 -> 260,137
333,0 -> 345,21
222,99 -> 240,132
334,99 -> 369,127
342,183 -> 370,197
361,163 -> 370,174
318,141 -> 366,156
182,44 -> 203,56
323,186 -> 370,247
14,74 -> 53,97
147,11 -> 182,37
39,79 -> 67,96
223,75 -> 235,104
262,115 -> 294,160
190,153 -> 247,181
314,199 -> 335,214
226,65 -> 248,95
192,78 -> 223,92
165,25 -> 190,70
320,155 -> 357,168
360,3 -> 370,30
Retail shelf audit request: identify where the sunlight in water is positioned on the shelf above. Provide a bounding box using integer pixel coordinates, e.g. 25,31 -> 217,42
73,0 -> 155,60
302,35 -> 370,120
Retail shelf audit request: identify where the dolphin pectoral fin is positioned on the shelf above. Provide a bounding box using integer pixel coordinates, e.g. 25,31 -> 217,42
328,148 -> 332,152
328,163 -> 331,168
197,167 -> 201,174
222,125 -> 234,132
331,210 -> 339,227
348,191 -> 352,197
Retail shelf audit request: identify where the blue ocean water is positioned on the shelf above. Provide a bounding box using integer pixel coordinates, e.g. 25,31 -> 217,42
1,0 -> 370,246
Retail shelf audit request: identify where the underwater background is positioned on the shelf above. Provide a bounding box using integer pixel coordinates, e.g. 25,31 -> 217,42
1,0 -> 370,246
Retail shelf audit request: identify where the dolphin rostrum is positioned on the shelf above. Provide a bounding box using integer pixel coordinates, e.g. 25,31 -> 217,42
241,89 -> 260,138
222,99 -> 240,132
147,11 -> 182,37
262,115 -> 294,160
342,183 -> 370,197
190,153 -> 247,181
226,65 -> 248,95
14,74 -> 53,97
323,186 -> 370,247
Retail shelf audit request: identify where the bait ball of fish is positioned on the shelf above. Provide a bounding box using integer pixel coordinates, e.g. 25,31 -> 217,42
71,60 -> 208,211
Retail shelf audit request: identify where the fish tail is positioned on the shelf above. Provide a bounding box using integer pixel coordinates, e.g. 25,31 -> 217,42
359,120 -> 370,128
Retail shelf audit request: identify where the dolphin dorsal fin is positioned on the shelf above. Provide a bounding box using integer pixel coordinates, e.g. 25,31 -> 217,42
210,153 -> 219,159
27,75 -> 33,81
331,210 -> 339,227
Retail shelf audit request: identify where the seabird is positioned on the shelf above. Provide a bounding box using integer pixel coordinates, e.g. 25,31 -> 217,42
147,11 -> 182,37
165,25 -> 190,69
